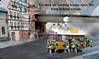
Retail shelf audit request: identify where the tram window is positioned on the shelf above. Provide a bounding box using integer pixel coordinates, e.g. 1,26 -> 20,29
69,36 -> 72,39
79,35 -> 85,41
75,35 -> 78,39
66,35 -> 69,40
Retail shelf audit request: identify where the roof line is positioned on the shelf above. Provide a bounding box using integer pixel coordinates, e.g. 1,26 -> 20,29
35,14 -> 99,18
0,11 -> 7,13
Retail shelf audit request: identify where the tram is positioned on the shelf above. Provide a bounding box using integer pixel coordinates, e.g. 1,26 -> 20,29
47,27 -> 92,54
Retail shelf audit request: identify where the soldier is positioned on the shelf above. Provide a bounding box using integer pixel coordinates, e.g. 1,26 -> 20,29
48,41 -> 55,54
71,38 -> 80,53
85,37 -> 92,47
54,41 -> 65,53
47,39 -> 52,47
64,39 -> 70,53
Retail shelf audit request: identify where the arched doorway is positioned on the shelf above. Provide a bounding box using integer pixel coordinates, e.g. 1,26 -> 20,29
11,32 -> 15,40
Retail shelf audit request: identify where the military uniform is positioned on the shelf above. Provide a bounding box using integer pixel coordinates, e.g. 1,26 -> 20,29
64,40 -> 70,53
47,39 -> 55,54
55,41 -> 65,53
71,39 -> 80,53
85,37 -> 92,47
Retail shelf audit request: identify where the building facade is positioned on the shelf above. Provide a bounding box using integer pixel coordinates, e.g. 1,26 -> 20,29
28,0 -> 37,39
0,6 -> 10,41
7,0 -> 30,40
0,0 -> 37,41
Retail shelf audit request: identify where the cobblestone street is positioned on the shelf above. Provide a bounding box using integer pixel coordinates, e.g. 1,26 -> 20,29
0,37 -> 99,59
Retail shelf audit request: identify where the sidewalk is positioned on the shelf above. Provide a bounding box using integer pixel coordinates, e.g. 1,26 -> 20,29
0,39 -> 35,49
0,36 -> 45,49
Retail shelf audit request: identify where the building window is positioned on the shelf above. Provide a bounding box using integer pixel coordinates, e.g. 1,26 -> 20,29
20,6 -> 22,12
2,27 -> 5,34
24,0 -> 27,3
22,7 -> 24,12
0,12 -> 6,20
20,0 -> 23,2
24,8 -> 27,13
9,11 -> 12,16
14,12 -> 16,16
